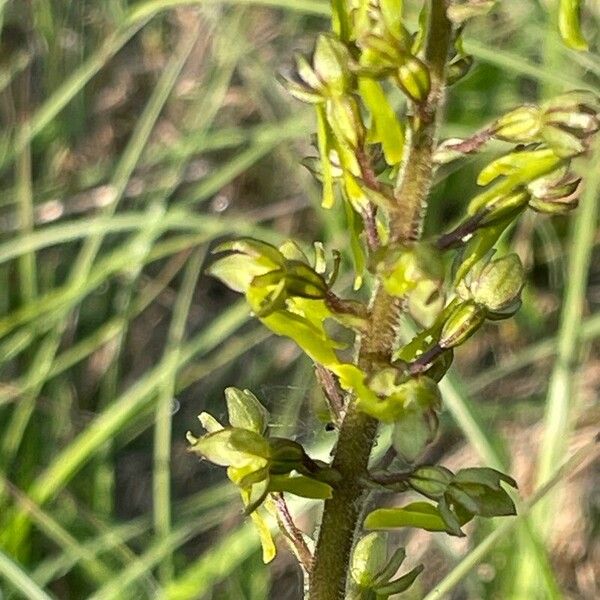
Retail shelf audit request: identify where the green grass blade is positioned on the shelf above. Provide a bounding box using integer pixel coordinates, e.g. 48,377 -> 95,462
0,476 -> 113,586
536,142 -> 600,505
89,517 -> 222,600
1,302 -> 250,552
0,549 -> 55,600
165,522 -> 262,600
439,371 -> 509,469
3,22 -> 147,170
153,247 -> 206,584
15,139 -> 37,303
127,0 -> 330,23
462,38 -> 597,93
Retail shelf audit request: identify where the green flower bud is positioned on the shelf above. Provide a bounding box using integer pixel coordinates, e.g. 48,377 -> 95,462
542,90 -> 600,118
313,34 -> 353,96
493,105 -> 542,143
208,238 -> 283,293
439,301 -> 486,349
540,91 -> 600,157
295,54 -> 324,94
351,532 -> 389,587
282,261 -> 329,299
470,253 -> 525,314
527,166 -> 577,199
358,34 -> 404,75
285,80 -> 324,104
529,193 -> 579,215
447,54 -> 474,86
392,400 -> 439,463
541,125 -> 586,158
225,387 -> 269,435
408,465 -> 454,499
326,95 -> 365,149
395,53 -> 430,103
268,438 -> 309,475
527,167 -> 581,214
284,54 -> 326,104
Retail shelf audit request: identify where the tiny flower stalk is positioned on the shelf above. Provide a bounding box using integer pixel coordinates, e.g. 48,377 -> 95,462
187,1 -> 599,598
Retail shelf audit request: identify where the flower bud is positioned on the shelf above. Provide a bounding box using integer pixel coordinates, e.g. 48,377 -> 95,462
540,90 -> 600,157
392,394 -> 440,463
541,125 -> 586,158
282,261 -> 329,299
208,238 -> 284,293
470,253 -> 524,315
225,387 -> 269,435
529,192 -> 579,215
351,533 -> 389,587
542,90 -> 600,118
447,54 -> 474,86
326,95 -> 365,149
527,167 -> 581,214
358,34 -> 404,75
408,466 -> 453,499
492,105 -> 542,143
313,34 -> 353,96
527,166 -> 577,199
395,53 -> 430,103
268,438 -> 308,474
439,301 -> 486,349
284,55 -> 325,104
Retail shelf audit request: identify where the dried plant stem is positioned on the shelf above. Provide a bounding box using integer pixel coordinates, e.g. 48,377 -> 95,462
308,3 -> 453,598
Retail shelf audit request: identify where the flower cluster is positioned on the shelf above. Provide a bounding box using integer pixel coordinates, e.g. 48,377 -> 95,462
188,1 -> 598,595
187,387 -> 337,561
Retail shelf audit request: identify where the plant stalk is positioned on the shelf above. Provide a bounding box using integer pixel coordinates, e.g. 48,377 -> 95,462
308,3 -> 453,598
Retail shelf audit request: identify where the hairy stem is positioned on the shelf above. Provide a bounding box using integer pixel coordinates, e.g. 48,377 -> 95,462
391,0 -> 453,244
308,3 -> 453,598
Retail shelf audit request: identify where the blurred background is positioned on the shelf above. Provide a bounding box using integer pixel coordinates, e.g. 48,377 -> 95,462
0,0 -> 598,598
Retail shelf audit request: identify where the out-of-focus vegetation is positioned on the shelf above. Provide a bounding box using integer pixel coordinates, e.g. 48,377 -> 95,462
0,1 -> 598,598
